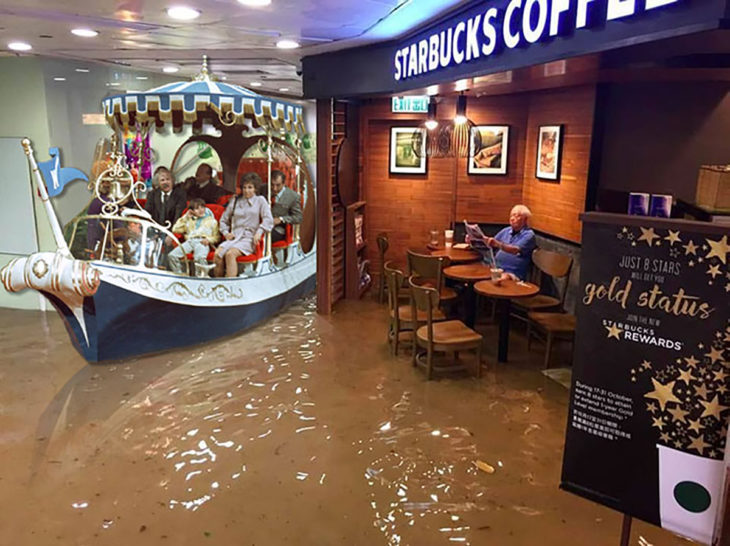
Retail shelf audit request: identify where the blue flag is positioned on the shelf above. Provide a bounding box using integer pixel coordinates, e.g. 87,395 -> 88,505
37,147 -> 88,197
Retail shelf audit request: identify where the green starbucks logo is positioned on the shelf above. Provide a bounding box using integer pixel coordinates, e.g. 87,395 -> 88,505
673,481 -> 711,513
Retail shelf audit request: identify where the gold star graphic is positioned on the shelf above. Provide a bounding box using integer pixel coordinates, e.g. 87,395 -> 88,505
687,434 -> 709,455
646,401 -> 659,414
677,368 -> 694,385
689,260 -> 695,267
664,230 -> 681,246
700,395 -> 727,419
605,324 -> 623,340
685,355 -> 699,368
645,379 -> 681,410
673,439 -> 684,449
726,283 -> 730,293
668,406 -> 689,423
641,360 -> 652,370
683,240 -> 698,256
659,432 -> 671,442
695,383 -> 709,399
651,416 -> 665,430
622,227 -> 628,233
718,384 -> 728,395
706,347 -> 724,363
707,264 -> 722,279
687,419 -> 702,433
714,369 -> 728,382
706,235 -> 730,264
638,227 -> 660,247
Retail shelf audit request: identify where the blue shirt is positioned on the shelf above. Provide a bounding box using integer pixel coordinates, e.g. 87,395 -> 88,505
494,226 -> 536,280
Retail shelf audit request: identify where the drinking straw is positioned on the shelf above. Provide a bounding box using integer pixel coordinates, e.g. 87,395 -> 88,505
489,244 -> 496,266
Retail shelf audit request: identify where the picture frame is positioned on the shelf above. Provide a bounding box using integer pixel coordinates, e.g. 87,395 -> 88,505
468,125 -> 509,175
389,127 -> 427,175
536,125 -> 563,181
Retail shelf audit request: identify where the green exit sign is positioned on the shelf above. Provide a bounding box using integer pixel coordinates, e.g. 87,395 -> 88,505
391,96 -> 429,113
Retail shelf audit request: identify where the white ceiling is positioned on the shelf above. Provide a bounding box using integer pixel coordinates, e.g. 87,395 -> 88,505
0,0 -> 468,96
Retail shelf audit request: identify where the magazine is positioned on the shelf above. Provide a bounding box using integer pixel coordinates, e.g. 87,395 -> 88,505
463,220 -> 487,244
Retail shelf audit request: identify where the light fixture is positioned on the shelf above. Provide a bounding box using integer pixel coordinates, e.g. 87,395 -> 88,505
276,39 -> 300,49
53,77 -> 66,82
425,97 -> 438,131
163,66 -> 179,73
455,79 -> 470,92
454,94 -> 467,125
75,68 -> 90,73
426,85 -> 439,96
237,0 -> 271,5
71,28 -> 99,37
278,87 -> 289,92
106,82 -> 120,87
166,6 -> 201,20
8,41 -> 32,51
136,76 -> 149,80
250,81 -> 262,87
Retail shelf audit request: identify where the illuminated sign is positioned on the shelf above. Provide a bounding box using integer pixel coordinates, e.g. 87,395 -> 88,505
394,0 -> 681,81
391,95 -> 430,113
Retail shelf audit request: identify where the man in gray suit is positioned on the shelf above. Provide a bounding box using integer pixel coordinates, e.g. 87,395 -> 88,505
270,170 -> 302,244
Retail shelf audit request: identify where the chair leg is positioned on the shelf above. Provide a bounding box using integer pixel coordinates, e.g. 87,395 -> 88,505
544,332 -> 554,369
392,319 -> 399,356
411,335 -> 418,367
475,342 -> 482,379
426,346 -> 433,380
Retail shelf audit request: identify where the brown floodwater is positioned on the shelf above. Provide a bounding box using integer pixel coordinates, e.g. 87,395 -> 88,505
0,297 -> 694,545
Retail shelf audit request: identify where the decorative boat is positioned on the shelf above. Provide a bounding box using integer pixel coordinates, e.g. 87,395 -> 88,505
1,60 -> 316,362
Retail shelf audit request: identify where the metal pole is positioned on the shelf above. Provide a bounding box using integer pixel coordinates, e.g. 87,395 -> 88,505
619,514 -> 632,546
266,131 -> 273,258
21,139 -> 71,257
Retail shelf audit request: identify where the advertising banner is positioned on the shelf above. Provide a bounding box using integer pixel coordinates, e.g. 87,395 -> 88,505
561,213 -> 730,544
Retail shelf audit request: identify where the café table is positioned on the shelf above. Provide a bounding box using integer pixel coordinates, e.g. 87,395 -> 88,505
474,278 -> 539,363
443,263 -> 493,327
428,246 -> 480,264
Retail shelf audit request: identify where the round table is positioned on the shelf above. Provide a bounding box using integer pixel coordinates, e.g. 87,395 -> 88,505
474,279 -> 539,363
428,247 -> 480,264
443,263 -> 493,327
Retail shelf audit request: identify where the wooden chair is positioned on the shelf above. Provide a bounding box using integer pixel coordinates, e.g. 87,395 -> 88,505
376,233 -> 389,304
406,250 -> 458,305
384,262 -> 445,356
511,248 -> 573,321
526,312 -> 576,369
409,276 -> 482,380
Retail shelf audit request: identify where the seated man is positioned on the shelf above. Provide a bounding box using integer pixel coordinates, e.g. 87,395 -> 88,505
144,167 -> 186,226
472,204 -> 537,280
269,169 -> 302,244
168,198 -> 221,275
185,163 -> 231,204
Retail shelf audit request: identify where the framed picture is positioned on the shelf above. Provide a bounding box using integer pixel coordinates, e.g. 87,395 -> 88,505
536,125 -> 563,180
389,127 -> 427,174
468,125 -> 509,175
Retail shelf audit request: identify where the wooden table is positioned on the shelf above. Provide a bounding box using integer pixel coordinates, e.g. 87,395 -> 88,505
475,279 -> 539,363
443,263 -> 493,327
428,247 -> 480,264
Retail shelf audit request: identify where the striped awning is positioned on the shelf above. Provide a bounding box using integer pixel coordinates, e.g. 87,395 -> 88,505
101,80 -> 305,134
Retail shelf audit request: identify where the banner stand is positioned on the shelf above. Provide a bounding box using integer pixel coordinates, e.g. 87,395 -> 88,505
620,514 -> 632,546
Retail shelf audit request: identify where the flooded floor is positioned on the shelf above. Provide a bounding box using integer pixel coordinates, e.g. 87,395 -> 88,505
0,297 -> 694,545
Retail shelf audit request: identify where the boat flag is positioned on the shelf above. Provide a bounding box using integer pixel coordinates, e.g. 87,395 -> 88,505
657,444 -> 726,544
37,147 -> 88,197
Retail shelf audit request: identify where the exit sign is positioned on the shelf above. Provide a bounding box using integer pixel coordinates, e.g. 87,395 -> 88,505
391,95 -> 429,113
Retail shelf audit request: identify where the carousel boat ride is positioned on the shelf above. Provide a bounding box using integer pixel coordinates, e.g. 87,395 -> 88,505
1,60 -> 316,362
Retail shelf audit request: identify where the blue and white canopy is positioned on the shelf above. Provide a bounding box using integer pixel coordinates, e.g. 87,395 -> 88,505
102,80 -> 305,134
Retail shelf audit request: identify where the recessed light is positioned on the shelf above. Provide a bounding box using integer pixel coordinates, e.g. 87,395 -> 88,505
71,28 -> 99,37
136,76 -> 149,80
107,82 -> 120,87
53,77 -> 66,82
276,39 -> 299,49
75,68 -> 90,73
166,6 -> 201,20
250,81 -> 262,87
221,76 -> 228,80
163,66 -> 179,73
8,41 -> 32,51
237,0 -> 271,5
278,88 -> 290,92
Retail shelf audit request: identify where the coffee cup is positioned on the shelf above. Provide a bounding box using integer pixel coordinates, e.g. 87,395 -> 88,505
444,229 -> 454,248
491,267 -> 503,284
429,230 -> 439,247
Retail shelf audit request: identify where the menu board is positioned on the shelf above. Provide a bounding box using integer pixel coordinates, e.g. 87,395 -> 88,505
561,213 -> 730,545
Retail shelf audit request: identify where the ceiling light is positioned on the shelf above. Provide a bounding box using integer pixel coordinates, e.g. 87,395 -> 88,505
455,79 -> 470,92
454,94 -> 468,125
237,0 -> 271,5
71,28 -> 99,37
276,39 -> 300,49
425,97 -> 438,131
53,77 -> 66,82
166,6 -> 201,20
426,85 -> 439,96
278,87 -> 289,92
75,68 -> 90,73
163,66 -> 179,73
250,81 -> 262,87
107,82 -> 120,87
8,41 -> 32,51
136,76 -> 149,80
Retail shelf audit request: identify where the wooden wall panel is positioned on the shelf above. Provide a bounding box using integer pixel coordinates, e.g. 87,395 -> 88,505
523,85 -> 597,242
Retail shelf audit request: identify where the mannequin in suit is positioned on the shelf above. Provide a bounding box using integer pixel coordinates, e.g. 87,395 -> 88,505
269,170 -> 302,243
145,167 -> 187,227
